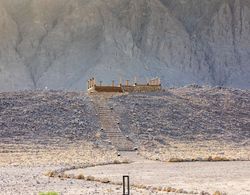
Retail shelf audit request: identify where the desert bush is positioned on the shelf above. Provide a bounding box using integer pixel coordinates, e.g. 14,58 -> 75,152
213,191 -> 227,195
212,157 -> 229,161
75,174 -> 85,180
86,175 -> 95,181
44,171 -> 56,177
122,158 -> 130,164
110,181 -> 122,185
113,160 -> 121,164
100,177 -> 110,183
39,192 -> 58,195
169,158 -> 183,162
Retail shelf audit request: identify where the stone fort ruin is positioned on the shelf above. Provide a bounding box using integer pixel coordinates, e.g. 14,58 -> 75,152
87,78 -> 161,93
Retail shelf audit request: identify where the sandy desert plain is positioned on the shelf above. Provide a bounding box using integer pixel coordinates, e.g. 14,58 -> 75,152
0,86 -> 250,195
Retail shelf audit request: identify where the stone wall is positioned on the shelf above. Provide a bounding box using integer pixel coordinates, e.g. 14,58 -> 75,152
122,85 -> 162,93
88,85 -> 123,93
88,84 -> 161,93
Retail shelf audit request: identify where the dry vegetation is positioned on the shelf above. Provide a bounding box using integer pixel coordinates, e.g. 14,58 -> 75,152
0,141 -> 120,167
139,140 -> 250,162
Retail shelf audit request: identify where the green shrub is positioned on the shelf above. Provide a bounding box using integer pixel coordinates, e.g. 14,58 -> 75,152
39,192 -> 59,195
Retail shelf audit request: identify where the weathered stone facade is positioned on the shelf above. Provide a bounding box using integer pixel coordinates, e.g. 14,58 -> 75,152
87,78 -> 161,93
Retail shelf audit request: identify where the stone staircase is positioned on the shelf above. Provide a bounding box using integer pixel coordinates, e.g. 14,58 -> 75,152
91,93 -> 135,151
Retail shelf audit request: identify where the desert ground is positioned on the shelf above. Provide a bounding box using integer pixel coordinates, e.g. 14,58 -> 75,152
0,87 -> 249,194
1,148 -> 250,195
67,152 -> 250,195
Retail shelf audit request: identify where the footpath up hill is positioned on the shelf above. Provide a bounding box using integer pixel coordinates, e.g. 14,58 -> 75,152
0,87 -> 249,152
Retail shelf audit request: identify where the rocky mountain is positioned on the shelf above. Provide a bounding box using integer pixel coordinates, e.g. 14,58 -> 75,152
0,0 -> 249,91
0,87 -> 249,146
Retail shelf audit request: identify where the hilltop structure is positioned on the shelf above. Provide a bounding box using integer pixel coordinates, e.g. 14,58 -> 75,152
87,78 -> 161,93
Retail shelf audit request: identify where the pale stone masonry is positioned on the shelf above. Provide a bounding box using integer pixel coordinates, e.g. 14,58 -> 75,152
87,78 -> 162,93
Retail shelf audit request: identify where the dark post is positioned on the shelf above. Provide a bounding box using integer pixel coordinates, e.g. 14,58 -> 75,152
90,78 -> 92,88
123,175 -> 130,195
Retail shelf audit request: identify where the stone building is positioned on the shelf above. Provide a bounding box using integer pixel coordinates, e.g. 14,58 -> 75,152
87,78 -> 161,93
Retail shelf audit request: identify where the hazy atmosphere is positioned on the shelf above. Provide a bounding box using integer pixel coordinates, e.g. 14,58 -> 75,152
0,1 -> 250,195
0,0 -> 250,91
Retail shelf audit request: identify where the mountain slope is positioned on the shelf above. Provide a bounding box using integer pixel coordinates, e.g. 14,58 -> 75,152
0,0 -> 249,91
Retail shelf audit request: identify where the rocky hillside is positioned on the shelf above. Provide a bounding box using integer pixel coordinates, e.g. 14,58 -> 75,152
109,86 -> 250,147
0,88 -> 249,148
0,91 -> 99,145
0,0 -> 250,91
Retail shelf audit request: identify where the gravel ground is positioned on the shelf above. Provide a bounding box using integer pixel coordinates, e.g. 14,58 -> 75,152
0,88 -> 249,194
109,86 -> 250,161
110,86 -> 250,143
1,151 -> 250,195
66,152 -> 250,195
0,165 -> 168,195
0,166 -> 127,195
0,90 -> 100,145
0,142 -> 127,195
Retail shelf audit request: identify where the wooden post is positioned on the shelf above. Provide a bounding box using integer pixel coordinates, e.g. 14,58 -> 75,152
119,78 -> 122,86
123,176 -> 130,195
100,81 -> 102,86
126,80 -> 129,86
112,80 -> 115,87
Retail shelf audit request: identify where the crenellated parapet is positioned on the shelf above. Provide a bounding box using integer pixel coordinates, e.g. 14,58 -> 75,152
87,78 -> 96,90
87,77 -> 162,93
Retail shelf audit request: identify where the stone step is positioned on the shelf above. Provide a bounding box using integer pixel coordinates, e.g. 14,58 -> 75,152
106,136 -> 125,139
105,132 -> 124,135
105,132 -> 123,134
106,135 -> 125,138
91,95 -> 135,151
103,133 -> 122,135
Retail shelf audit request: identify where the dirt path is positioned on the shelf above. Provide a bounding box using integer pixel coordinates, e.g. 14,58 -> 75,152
66,152 -> 250,195
91,93 -> 135,151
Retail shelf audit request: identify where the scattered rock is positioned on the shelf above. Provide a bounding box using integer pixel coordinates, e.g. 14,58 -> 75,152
100,178 -> 110,183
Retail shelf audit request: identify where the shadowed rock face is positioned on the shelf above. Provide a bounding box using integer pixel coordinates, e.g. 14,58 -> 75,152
0,0 -> 249,91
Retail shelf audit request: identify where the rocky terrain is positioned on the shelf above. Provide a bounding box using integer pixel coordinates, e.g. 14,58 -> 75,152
111,86 -> 250,143
0,90 -> 99,145
67,152 -> 250,195
0,142 -> 129,195
0,0 -> 250,91
0,88 -> 249,194
0,91 -> 127,194
109,86 -> 250,160
0,87 -> 249,160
